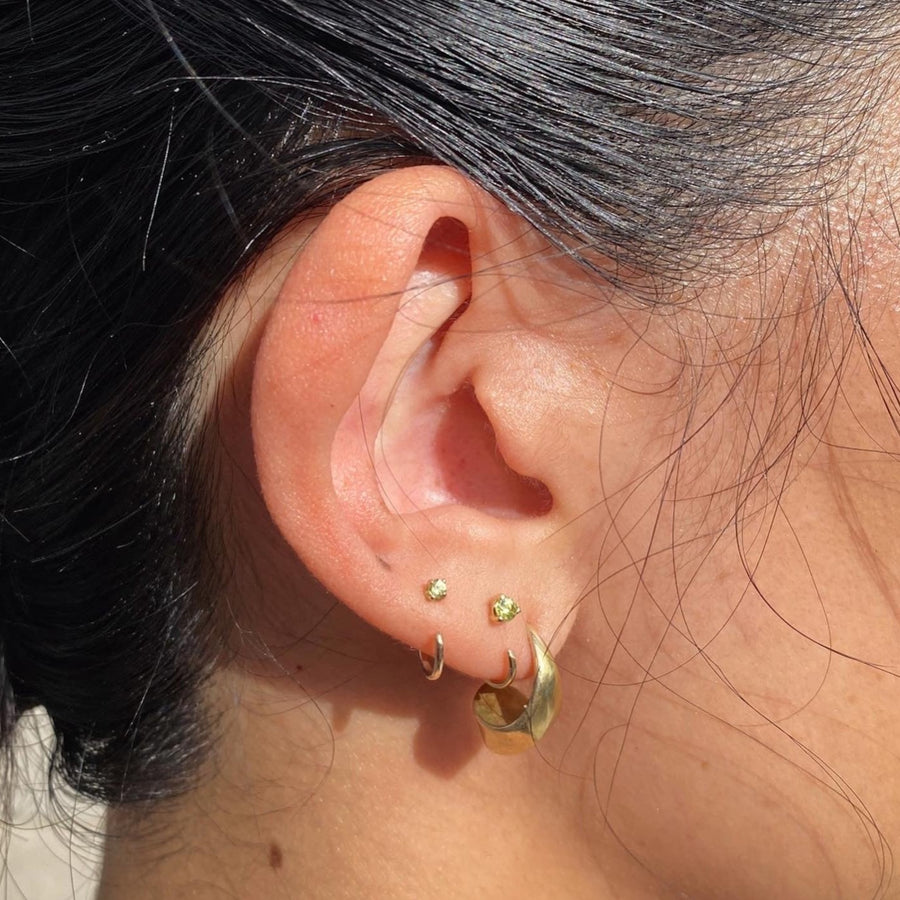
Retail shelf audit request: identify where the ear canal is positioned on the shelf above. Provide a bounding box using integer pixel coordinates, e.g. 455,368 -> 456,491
351,216 -> 554,520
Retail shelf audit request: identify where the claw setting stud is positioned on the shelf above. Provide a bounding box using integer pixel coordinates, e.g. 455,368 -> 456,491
490,594 -> 521,622
424,578 -> 448,602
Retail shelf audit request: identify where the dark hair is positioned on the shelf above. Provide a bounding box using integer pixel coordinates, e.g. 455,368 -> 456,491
0,0 -> 886,804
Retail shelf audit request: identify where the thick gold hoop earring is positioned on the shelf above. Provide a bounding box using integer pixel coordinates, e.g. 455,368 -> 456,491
418,633 -> 444,681
472,628 -> 560,754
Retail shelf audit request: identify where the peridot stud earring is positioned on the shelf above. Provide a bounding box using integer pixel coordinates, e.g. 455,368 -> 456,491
490,594 -> 520,622
424,578 -> 448,602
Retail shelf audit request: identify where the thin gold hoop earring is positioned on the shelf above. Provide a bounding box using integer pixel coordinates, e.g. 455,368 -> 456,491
485,650 -> 517,690
472,628 -> 560,754
418,633 -> 444,681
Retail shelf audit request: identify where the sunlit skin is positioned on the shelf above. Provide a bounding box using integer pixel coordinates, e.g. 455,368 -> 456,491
99,84 -> 900,899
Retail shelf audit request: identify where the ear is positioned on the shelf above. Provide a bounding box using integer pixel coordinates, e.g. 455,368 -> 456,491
251,166 -> 644,683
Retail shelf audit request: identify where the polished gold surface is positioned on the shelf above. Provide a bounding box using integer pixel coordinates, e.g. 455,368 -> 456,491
485,649 -> 517,690
418,633 -> 444,680
472,628 -> 561,754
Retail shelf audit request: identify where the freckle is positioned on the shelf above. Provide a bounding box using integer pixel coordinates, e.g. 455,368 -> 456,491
268,842 -> 283,870
295,664 -> 304,672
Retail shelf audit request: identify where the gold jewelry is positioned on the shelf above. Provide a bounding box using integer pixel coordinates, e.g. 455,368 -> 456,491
490,594 -> 520,622
418,633 -> 444,681
472,628 -> 560,754
424,578 -> 448,602
485,650 -> 517,690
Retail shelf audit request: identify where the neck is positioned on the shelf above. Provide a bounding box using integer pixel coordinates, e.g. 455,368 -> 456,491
96,630 -> 671,900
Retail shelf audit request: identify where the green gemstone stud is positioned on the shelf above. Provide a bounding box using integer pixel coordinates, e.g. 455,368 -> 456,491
424,578 -> 448,602
490,594 -> 521,623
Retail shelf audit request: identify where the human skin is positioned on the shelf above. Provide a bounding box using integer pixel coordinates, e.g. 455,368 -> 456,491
98,86 -> 900,900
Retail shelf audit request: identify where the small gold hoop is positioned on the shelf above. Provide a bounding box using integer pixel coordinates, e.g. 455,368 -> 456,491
472,628 -> 561,754
485,650 -> 517,690
418,633 -> 444,681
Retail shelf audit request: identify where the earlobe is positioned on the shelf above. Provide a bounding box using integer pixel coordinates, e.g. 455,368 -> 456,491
251,166 -> 586,684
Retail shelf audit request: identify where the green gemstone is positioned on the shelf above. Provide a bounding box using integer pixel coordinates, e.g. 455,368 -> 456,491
424,578 -> 448,602
491,594 -> 521,622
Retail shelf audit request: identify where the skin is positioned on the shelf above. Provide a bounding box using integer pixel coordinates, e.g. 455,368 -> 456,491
98,88 -> 900,899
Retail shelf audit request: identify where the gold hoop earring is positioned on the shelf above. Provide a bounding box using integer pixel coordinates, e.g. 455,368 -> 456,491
472,628 -> 560,754
485,650 -> 517,690
418,633 -> 444,681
